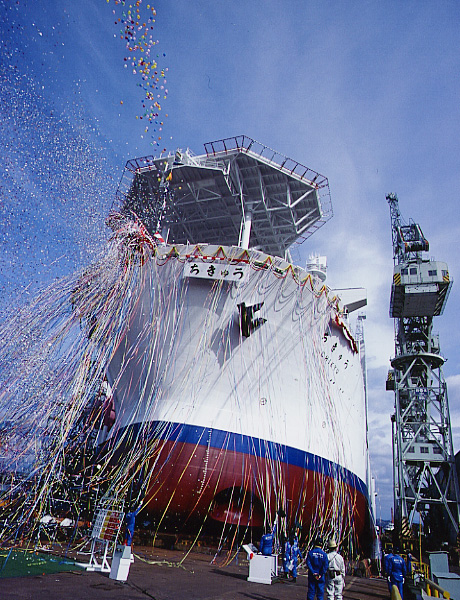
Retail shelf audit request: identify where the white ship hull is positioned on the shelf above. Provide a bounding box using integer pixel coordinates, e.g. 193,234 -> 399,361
104,243 -> 370,537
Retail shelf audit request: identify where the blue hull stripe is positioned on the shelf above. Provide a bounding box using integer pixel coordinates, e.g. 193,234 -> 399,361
127,420 -> 369,501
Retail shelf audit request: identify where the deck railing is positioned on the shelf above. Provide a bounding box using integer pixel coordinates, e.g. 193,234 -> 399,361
423,577 -> 450,598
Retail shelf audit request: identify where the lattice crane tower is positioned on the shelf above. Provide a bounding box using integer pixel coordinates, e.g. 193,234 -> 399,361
386,193 -> 460,543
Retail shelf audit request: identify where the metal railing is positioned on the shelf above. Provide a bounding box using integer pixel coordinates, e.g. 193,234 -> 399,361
424,577 -> 450,598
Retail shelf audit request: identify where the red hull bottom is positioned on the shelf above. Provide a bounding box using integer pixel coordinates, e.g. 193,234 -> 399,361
139,428 -> 369,542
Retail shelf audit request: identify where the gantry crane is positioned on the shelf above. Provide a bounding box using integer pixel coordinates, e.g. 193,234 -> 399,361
386,193 -> 460,544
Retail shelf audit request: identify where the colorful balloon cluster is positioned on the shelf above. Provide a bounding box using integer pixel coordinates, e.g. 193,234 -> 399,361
109,0 -> 169,150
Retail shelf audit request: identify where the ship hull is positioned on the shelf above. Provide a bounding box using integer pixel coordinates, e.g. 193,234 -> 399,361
114,420 -> 368,535
102,243 -> 370,541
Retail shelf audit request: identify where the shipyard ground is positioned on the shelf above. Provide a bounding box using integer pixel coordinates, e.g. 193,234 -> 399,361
1,546 -> 389,600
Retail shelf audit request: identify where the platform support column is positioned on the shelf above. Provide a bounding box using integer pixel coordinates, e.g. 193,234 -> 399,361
241,205 -> 253,249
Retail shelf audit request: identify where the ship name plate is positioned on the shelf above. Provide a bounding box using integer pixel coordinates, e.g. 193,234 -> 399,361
184,262 -> 249,282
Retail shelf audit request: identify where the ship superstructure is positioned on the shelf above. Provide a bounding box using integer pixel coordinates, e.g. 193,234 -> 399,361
116,135 -> 332,256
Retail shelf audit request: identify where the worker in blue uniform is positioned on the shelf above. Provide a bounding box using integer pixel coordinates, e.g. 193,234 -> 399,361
306,536 -> 329,600
260,530 -> 274,556
124,506 -> 141,546
387,547 -> 407,599
284,532 -> 302,582
384,546 -> 394,591
282,534 -> 289,576
405,550 -> 415,576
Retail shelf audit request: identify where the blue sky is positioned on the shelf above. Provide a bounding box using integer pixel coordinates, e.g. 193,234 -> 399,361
2,0 -> 460,521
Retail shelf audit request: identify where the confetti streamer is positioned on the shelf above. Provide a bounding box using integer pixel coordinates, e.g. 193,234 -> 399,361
0,212 -> 370,561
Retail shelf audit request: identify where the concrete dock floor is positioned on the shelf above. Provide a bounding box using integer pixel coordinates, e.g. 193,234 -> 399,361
1,546 -> 390,599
